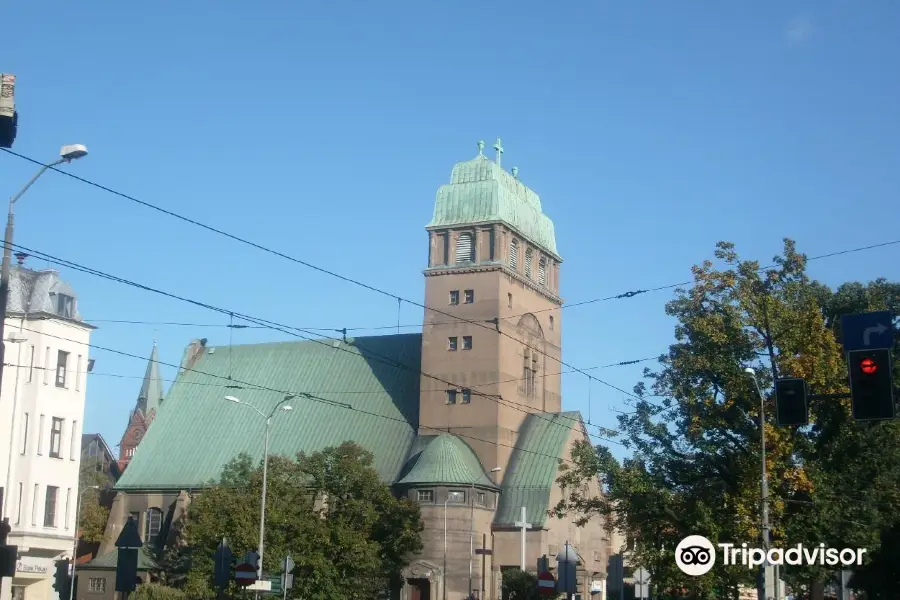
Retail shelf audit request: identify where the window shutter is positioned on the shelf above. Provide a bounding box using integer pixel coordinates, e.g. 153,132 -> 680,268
455,232 -> 474,263
525,248 -> 533,278
539,258 -> 547,286
509,240 -> 518,270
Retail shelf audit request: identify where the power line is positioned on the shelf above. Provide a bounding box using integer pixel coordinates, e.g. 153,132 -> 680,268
14,325 -> 624,456
5,150 -> 896,412
12,243 -> 626,446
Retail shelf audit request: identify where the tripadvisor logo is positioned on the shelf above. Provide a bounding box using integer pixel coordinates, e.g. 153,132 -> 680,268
675,536 -> 866,576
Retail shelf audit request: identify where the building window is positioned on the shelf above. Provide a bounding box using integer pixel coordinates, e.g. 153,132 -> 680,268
489,228 -> 495,261
49,418 -> 63,458
456,232 -> 474,263
43,347 -> 50,385
16,483 -> 22,525
447,490 -> 466,503
549,316 -> 554,331
464,290 -> 474,304
449,290 -> 460,305
65,488 -> 71,529
146,508 -> 163,544
416,490 -> 434,503
461,389 -> 472,404
539,257 -> 547,286
448,337 -> 458,351
523,349 -> 537,398
508,293 -> 513,308
476,492 -> 486,506
524,248 -> 533,278
37,415 -> 45,455
44,486 -> 58,527
88,578 -> 107,593
70,421 -> 78,460
509,239 -> 518,270
20,413 -> 28,454
27,345 -> 34,383
462,336 -> 472,350
56,351 -> 69,387
446,390 -> 457,404
126,447 -> 135,458
442,233 -> 450,266
57,294 -> 75,319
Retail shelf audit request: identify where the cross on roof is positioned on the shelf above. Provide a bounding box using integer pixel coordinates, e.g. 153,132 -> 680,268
493,137 -> 503,166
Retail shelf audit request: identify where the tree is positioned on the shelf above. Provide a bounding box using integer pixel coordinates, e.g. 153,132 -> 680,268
501,569 -> 538,600
78,461 -> 112,545
173,442 -> 423,600
552,240 -> 900,597
130,583 -> 186,600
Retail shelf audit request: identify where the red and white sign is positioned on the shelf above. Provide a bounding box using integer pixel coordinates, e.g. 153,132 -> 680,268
234,562 -> 258,585
537,571 -> 556,596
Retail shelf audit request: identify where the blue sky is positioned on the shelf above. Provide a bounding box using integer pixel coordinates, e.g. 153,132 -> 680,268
2,1 -> 898,459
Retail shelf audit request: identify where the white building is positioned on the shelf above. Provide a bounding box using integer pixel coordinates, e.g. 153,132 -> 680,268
0,261 -> 94,600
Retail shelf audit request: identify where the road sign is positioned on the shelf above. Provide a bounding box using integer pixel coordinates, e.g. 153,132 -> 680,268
115,517 -> 143,549
841,311 -> 894,352
537,571 -> 556,596
235,562 -> 258,585
633,567 -> 651,599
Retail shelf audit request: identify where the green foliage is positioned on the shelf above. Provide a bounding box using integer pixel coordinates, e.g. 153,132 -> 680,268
78,461 -> 113,544
130,583 -> 186,600
552,240 -> 900,598
502,569 -> 538,600
175,442 -> 423,600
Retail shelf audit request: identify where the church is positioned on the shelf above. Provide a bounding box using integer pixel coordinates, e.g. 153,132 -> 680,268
82,140 -> 613,600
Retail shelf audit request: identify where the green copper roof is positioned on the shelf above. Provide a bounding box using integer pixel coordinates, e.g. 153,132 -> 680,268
495,411 -> 583,528
396,434 -> 499,488
428,152 -> 559,258
80,547 -> 157,571
135,343 -> 164,420
115,334 -> 422,491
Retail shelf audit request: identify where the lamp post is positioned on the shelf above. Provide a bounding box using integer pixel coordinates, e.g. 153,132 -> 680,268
443,495 -> 450,600
744,368 -> 773,600
68,484 -> 100,600
469,467 -> 500,599
0,144 -> 88,401
223,394 -> 294,583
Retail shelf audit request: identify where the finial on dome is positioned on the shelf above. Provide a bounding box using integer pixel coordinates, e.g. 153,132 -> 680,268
512,166 -> 519,179
493,137 -> 504,167
477,140 -> 484,156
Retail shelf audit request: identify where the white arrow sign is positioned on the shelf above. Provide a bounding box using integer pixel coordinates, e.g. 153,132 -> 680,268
864,323 -> 888,346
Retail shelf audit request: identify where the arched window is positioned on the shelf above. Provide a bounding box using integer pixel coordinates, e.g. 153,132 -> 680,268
145,507 -> 163,544
524,248 -> 533,278
538,257 -> 547,286
509,239 -> 518,270
455,232 -> 474,263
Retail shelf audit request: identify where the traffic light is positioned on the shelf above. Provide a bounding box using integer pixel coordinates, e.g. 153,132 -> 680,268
0,111 -> 17,149
52,559 -> 71,600
849,349 -> 895,421
774,378 -> 808,426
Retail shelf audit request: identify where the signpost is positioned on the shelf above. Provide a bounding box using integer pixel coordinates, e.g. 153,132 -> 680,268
633,567 -> 651,600
537,571 -> 556,596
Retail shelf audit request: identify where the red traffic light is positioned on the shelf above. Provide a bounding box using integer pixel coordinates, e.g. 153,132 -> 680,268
860,357 -> 878,375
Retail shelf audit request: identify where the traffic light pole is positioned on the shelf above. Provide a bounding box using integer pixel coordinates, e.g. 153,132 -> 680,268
746,371 -> 772,600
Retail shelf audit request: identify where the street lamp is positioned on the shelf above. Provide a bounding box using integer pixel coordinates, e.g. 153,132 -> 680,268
223,394 -> 294,582
0,144 -> 88,400
68,484 -> 100,600
744,368 -> 774,600
469,467 -> 501,599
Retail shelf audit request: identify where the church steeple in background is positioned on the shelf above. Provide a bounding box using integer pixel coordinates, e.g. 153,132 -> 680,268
117,342 -> 166,470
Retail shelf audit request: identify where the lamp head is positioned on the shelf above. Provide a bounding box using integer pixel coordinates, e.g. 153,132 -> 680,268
743,367 -> 756,376
59,144 -> 88,161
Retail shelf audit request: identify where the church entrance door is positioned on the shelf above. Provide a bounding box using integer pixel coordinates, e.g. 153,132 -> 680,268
407,578 -> 430,600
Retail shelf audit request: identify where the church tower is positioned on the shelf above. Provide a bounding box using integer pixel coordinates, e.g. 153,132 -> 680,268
117,342 -> 165,471
419,139 -> 563,481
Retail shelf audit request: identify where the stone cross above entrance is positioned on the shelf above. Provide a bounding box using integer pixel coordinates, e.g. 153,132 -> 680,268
514,506 -> 531,570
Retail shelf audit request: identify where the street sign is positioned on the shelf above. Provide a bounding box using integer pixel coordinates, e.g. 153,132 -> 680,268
633,567 -> 651,600
841,311 -> 894,352
282,555 -> 295,593
474,549 -> 493,555
234,562 -> 258,586
114,517 -> 143,549
537,571 -> 556,596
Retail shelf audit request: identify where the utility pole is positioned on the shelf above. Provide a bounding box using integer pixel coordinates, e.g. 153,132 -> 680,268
746,368 -> 771,600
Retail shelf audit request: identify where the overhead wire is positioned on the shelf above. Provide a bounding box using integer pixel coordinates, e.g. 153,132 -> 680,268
4,149 -> 898,415
11,243 -> 626,447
